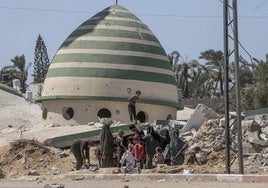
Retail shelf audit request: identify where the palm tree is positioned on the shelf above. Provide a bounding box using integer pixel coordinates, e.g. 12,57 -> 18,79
252,54 -> 268,108
168,51 -> 180,83
10,55 -> 31,93
168,51 -> 196,98
199,49 -> 224,97
188,62 -> 213,98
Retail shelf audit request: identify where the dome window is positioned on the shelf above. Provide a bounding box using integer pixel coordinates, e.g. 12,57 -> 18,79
42,108 -> 48,119
166,114 -> 172,120
63,107 -> 74,120
97,108 -> 111,118
137,111 -> 148,123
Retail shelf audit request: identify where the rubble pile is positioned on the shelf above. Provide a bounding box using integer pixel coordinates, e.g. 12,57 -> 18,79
0,102 -> 267,179
181,119 -> 236,171
180,116 -> 268,174
0,139 -> 73,179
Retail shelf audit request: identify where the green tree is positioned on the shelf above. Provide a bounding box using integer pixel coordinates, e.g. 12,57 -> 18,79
11,55 -> 31,93
32,35 -> 50,83
252,55 -> 268,108
168,51 -> 196,98
188,62 -> 213,98
199,49 -> 224,97
242,54 -> 268,109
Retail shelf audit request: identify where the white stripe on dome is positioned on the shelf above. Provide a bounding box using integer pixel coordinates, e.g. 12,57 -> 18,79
102,7 -> 131,14
77,25 -> 153,35
105,16 -> 142,23
65,36 -> 161,47
90,15 -> 143,24
42,77 -> 178,103
57,49 -> 169,61
49,62 -> 173,76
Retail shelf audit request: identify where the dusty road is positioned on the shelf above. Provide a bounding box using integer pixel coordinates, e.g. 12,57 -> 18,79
0,179 -> 267,188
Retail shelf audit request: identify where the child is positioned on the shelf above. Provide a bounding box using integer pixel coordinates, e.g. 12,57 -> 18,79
132,136 -> 145,169
121,145 -> 135,168
152,147 -> 165,167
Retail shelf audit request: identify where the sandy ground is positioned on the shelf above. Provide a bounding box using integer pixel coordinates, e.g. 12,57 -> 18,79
0,179 -> 268,188
0,89 -> 109,147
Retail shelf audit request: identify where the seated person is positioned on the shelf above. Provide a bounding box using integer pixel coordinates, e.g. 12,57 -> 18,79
152,146 -> 165,167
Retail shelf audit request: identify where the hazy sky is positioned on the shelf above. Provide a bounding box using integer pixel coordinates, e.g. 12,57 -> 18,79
0,0 -> 267,82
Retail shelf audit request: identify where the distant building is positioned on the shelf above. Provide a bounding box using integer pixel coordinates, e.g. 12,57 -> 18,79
37,5 -> 182,126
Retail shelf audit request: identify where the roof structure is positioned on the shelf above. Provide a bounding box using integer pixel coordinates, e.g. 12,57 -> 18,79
40,5 -> 178,108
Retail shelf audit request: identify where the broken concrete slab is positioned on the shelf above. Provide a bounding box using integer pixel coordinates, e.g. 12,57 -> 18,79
43,123 -> 134,148
247,137 -> 268,147
242,120 -> 261,131
181,104 -> 219,134
44,183 -> 65,188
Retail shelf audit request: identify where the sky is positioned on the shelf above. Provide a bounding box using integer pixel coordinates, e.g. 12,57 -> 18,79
0,0 -> 267,83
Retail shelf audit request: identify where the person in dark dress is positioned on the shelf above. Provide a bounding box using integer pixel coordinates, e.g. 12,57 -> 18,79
70,139 -> 94,170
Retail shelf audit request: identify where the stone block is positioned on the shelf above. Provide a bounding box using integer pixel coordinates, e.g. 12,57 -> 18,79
181,104 -> 218,133
242,120 -> 261,131
44,183 -> 65,188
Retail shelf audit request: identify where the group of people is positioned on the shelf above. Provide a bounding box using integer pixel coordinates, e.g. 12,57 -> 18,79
70,124 -> 167,171
114,124 -> 167,171
70,89 -> 184,171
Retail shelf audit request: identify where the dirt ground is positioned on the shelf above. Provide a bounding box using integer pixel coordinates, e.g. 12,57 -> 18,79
0,138 -> 266,181
1,179 -> 268,188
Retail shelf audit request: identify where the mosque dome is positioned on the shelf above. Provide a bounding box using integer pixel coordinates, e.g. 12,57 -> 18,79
39,5 -> 180,125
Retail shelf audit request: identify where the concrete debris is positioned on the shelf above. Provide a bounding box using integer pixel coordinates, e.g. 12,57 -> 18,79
44,183 -> 65,188
156,164 -> 183,174
51,166 -> 61,175
181,104 -> 219,133
242,120 -> 261,131
0,168 -> 4,179
27,170 -> 40,176
179,110 -> 268,171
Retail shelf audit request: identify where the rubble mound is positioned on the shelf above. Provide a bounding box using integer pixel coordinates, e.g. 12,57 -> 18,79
183,118 -> 268,174
0,139 -> 73,179
182,120 -> 236,173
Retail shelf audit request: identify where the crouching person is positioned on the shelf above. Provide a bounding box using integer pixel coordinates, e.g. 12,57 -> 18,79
70,139 -> 94,170
152,147 -> 165,167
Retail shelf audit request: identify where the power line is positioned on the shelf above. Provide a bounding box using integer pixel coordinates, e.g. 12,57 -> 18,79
0,6 -> 94,14
0,5 -> 268,19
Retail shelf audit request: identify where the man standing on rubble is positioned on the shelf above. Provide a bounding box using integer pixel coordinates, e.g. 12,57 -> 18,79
70,139 -> 94,170
128,90 -> 141,123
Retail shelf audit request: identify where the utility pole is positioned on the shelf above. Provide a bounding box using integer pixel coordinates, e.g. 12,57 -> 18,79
223,0 -> 230,174
223,0 -> 244,174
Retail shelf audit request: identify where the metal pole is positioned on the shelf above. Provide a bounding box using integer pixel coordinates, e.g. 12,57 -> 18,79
223,0 -> 231,174
232,0 -> 244,174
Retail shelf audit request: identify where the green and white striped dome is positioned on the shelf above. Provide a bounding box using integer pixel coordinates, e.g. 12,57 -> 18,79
41,5 -> 178,109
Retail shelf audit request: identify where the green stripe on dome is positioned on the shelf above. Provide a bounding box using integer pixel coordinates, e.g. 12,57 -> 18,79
81,19 -> 149,31
51,54 -> 171,70
93,8 -> 140,21
60,41 -> 166,55
46,67 -> 176,85
67,29 -> 159,43
36,95 -> 181,109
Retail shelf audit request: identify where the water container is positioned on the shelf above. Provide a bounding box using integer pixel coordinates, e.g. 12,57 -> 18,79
26,90 -> 33,101
12,79 -> 20,90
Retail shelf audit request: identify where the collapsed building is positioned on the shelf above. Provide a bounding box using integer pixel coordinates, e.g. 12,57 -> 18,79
37,5 -> 182,126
